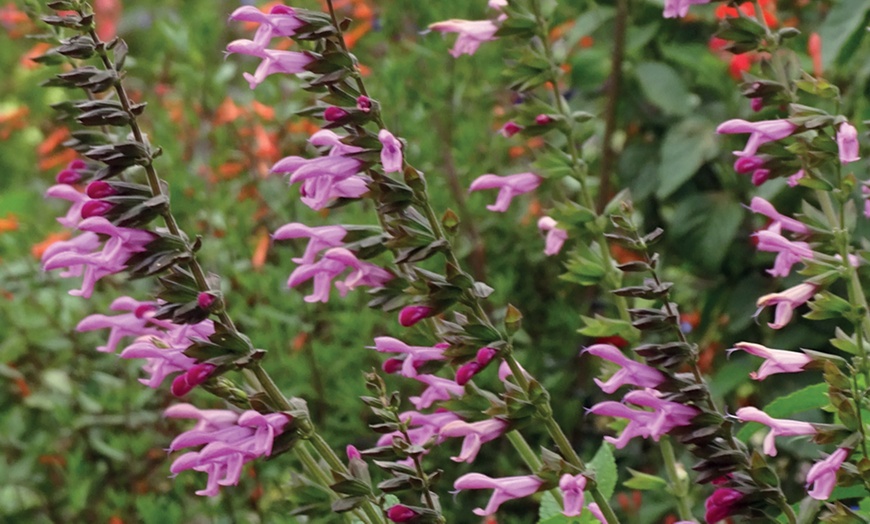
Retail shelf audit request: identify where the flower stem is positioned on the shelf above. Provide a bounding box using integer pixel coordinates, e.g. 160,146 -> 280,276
659,436 -> 693,521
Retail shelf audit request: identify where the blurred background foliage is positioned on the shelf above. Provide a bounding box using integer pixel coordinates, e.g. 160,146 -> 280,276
1,0 -> 869,522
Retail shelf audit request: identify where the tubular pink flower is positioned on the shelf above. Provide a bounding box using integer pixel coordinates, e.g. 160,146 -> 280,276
488,0 -> 508,9
171,363 -> 217,397
167,405 -> 291,496
439,418 -> 508,463
735,407 -> 816,456
228,4 -> 303,44
734,155 -> 765,174
588,503 -> 606,523
806,448 -> 849,500
370,336 -> 447,378
728,342 -> 812,380
273,223 -> 347,265
119,319 -> 215,388
716,118 -> 796,158
836,122 -> 860,164
45,183 -> 91,228
469,172 -> 542,212
429,19 -> 498,58
287,247 -> 391,303
559,474 -> 586,517
537,216 -> 568,256
273,154 -> 365,210
663,0 -> 712,18
454,473 -> 544,516
584,343 -> 666,394
410,374 -> 464,409
705,488 -> 744,523
76,296 -> 167,353
378,129 -> 403,173
753,229 -> 814,278
756,282 -> 817,329
787,169 -> 806,187
748,197 -> 810,234
588,390 -> 698,449
235,49 -> 314,89
398,305 -> 434,327
376,409 -> 462,449
323,106 -> 349,122
386,505 -> 418,522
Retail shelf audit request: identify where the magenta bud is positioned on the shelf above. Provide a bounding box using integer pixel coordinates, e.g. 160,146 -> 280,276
56,169 -> 82,185
270,5 -> 293,14
751,168 -> 770,186
751,97 -> 764,112
386,504 -> 418,523
134,304 -> 156,318
535,114 -> 553,125
346,445 -> 362,461
67,159 -> 87,171
186,363 -> 216,386
733,156 -> 764,174
356,95 -> 372,112
398,305 -> 434,327
500,121 -> 523,137
81,200 -> 114,218
324,106 -> 349,122
455,361 -> 481,386
476,347 -> 498,366
197,292 -> 217,310
86,181 -> 116,198
382,357 -> 404,374
170,374 -> 193,397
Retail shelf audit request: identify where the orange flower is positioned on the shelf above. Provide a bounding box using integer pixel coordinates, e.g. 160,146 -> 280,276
21,42 -> 53,69
38,149 -> 78,172
37,127 -> 70,156
251,227 -> 270,270
808,33 -> 822,77
0,213 -> 19,233
31,231 -> 72,259
0,106 -> 28,140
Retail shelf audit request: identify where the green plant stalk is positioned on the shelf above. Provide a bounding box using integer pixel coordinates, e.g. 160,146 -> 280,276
659,436 -> 693,521
296,442 -> 364,524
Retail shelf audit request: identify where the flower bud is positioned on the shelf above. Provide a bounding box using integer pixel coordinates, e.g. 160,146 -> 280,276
751,168 -> 770,186
134,304 -> 156,318
455,361 -> 481,386
81,200 -> 114,218
346,445 -> 362,461
356,95 -> 372,113
398,305 -> 434,327
751,97 -> 764,112
386,504 -> 417,523
382,357 -> 404,374
324,106 -> 349,122
476,347 -> 498,366
186,363 -> 216,386
86,181 -> 116,199
170,374 -> 194,397
535,114 -> 553,125
499,121 -> 523,137
56,169 -> 82,185
197,291 -> 217,311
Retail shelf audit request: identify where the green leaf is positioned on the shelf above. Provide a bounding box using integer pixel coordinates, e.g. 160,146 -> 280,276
736,383 -> 829,441
667,193 -> 743,271
623,468 -> 668,491
634,62 -> 692,117
817,0 -> 870,69
588,442 -> 617,500
578,314 -> 640,345
656,118 -> 718,198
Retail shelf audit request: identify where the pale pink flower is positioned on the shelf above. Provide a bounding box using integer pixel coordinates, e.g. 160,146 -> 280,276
228,5 -> 304,45
76,296 -> 167,353
287,247 -> 392,303
559,474 -> 586,517
756,282 -> 817,329
429,19 -> 498,58
469,172 -> 542,212
370,336 -> 447,378
119,319 -> 215,389
410,374 -> 465,409
584,343 -> 666,394
378,129 -> 403,173
787,169 -> 806,187
439,418 -> 508,463
453,473 -> 544,516
589,389 -> 698,449
806,448 -> 849,500
836,122 -> 860,164
748,196 -> 810,234
753,229 -> 814,277
728,342 -> 812,380
537,216 -> 568,256
717,118 -> 796,158
272,223 -> 347,265
735,407 -> 816,456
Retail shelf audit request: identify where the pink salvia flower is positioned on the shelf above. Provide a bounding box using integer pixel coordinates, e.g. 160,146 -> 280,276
735,407 -> 816,456
588,390 -> 698,449
537,216 -> 568,256
272,153 -> 365,210
273,223 -> 347,265
346,445 -> 362,461
787,169 -> 806,187
376,410 -> 462,449
588,503 -> 606,523
429,19 -> 499,58
728,342 -> 812,380
167,405 -> 291,496
453,473 -> 544,516
756,282 -> 817,329
226,40 -> 314,89
806,448 -> 849,500
584,343 -> 666,394
716,118 -> 796,158
469,172 -> 542,212
410,374 -> 465,409
748,197 -> 810,234
76,296 -> 168,353
398,305 -> 434,327
488,0 -> 507,9
836,122 -> 860,164
386,504 -> 418,522
705,488 -> 744,523
287,247 -> 391,303
753,229 -> 814,278
662,0 -> 712,18
228,5 -> 304,44
119,319 -> 215,388
378,129 -> 403,173
439,418 -> 508,463
370,336 -> 447,378
499,121 -> 523,137
734,155 -> 766,174
171,363 -> 217,397
558,474 -> 586,517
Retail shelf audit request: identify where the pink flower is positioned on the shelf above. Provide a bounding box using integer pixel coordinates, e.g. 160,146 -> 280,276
398,305 -> 434,327
287,248 -> 392,303
378,129 -> 403,173
756,282 -> 817,329
499,121 -> 523,138
806,448 -> 849,500
272,142 -> 367,210
584,343 -> 666,394
45,183 -> 91,228
171,363 -> 217,397
469,172 -> 542,212
837,122 -> 860,164
370,336 -> 447,378
753,229 -> 814,277
120,319 -> 215,389
734,407 -> 816,456
705,488 -> 744,523
410,374 -> 465,409
537,216 -> 568,256
439,418 -> 508,463
734,155 -> 766,174
228,5 -> 304,44
559,474 -> 586,517
588,503 -> 606,523
429,19 -> 498,58
273,223 -> 347,265
229,45 -> 314,89
455,346 -> 498,385
377,410 -> 462,449
386,504 -> 418,522
167,404 -> 291,496
728,342 -> 812,380
76,296 -> 167,353
588,389 -> 698,449
748,197 -> 810,235
787,169 -> 806,187
717,118 -> 796,158
453,473 -> 544,516
662,0 -> 712,18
